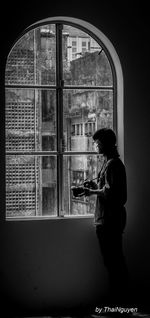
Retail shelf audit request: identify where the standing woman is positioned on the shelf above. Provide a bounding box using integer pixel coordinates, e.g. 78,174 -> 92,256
83,128 -> 129,305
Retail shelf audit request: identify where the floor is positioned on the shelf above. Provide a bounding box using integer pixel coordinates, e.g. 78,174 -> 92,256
16,311 -> 150,318
9,301 -> 150,318
19,315 -> 150,318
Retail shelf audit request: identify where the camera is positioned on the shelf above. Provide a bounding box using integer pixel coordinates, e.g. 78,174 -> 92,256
71,179 -> 98,197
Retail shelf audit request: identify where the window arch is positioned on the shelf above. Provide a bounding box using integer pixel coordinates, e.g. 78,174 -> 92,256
5,17 -> 123,219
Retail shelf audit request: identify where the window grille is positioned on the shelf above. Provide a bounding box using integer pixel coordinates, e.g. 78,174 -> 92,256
6,156 -> 41,217
5,48 -> 34,85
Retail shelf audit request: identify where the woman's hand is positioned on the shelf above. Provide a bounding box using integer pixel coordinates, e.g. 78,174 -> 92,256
83,187 -> 93,196
83,187 -> 103,197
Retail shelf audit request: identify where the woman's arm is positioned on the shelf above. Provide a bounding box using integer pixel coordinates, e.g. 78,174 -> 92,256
83,159 -> 127,206
83,187 -> 107,197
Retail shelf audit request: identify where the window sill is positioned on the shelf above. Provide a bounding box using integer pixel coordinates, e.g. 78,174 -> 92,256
6,214 -> 94,221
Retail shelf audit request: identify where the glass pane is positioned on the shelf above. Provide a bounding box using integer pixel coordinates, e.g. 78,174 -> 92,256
63,89 -> 113,151
5,88 -> 56,151
5,30 -> 35,85
6,155 -> 57,217
35,25 -> 56,85
62,25 -> 112,86
63,155 -> 104,216
5,24 -> 56,85
42,156 -> 57,216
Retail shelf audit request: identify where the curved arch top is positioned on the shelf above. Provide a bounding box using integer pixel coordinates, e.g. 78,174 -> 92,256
26,16 -> 124,160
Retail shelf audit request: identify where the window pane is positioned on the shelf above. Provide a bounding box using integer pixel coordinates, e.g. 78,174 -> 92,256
62,25 -> 112,86
35,25 -> 56,85
63,155 -> 104,216
42,156 -> 57,216
5,88 -> 56,151
63,89 -> 113,151
5,30 -> 35,85
6,155 -> 57,217
5,25 -> 56,85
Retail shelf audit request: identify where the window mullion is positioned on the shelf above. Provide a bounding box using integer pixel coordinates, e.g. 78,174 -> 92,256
56,23 -> 64,217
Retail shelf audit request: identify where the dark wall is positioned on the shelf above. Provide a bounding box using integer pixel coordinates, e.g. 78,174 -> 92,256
1,1 -> 150,316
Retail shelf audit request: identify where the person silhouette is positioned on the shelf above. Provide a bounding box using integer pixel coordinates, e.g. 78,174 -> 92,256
83,128 -> 129,305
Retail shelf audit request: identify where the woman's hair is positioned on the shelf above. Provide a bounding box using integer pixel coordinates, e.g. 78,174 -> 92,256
93,128 -> 116,145
93,128 -> 118,156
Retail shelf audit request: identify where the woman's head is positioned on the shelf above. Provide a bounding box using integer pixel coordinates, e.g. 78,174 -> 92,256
93,128 -> 118,156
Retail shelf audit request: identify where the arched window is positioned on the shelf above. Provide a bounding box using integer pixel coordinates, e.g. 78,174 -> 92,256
5,17 -> 123,219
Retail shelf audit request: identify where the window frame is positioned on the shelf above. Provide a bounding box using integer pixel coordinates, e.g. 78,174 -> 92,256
5,17 -> 124,221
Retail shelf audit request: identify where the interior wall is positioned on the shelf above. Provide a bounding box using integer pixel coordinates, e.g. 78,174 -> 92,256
1,1 -> 150,316
0,219 -> 109,316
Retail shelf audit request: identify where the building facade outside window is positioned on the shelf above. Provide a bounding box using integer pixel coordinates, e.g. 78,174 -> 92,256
5,17 -> 123,220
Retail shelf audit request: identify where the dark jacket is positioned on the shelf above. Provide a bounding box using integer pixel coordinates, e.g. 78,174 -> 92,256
94,156 -> 127,232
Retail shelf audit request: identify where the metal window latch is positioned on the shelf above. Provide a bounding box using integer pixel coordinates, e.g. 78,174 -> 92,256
60,137 -> 65,152
60,138 -> 63,152
60,210 -> 64,217
60,79 -> 64,88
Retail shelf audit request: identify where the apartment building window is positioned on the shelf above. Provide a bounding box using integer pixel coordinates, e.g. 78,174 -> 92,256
82,40 -> 87,53
5,17 -> 121,219
72,41 -> 77,46
72,48 -> 77,52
